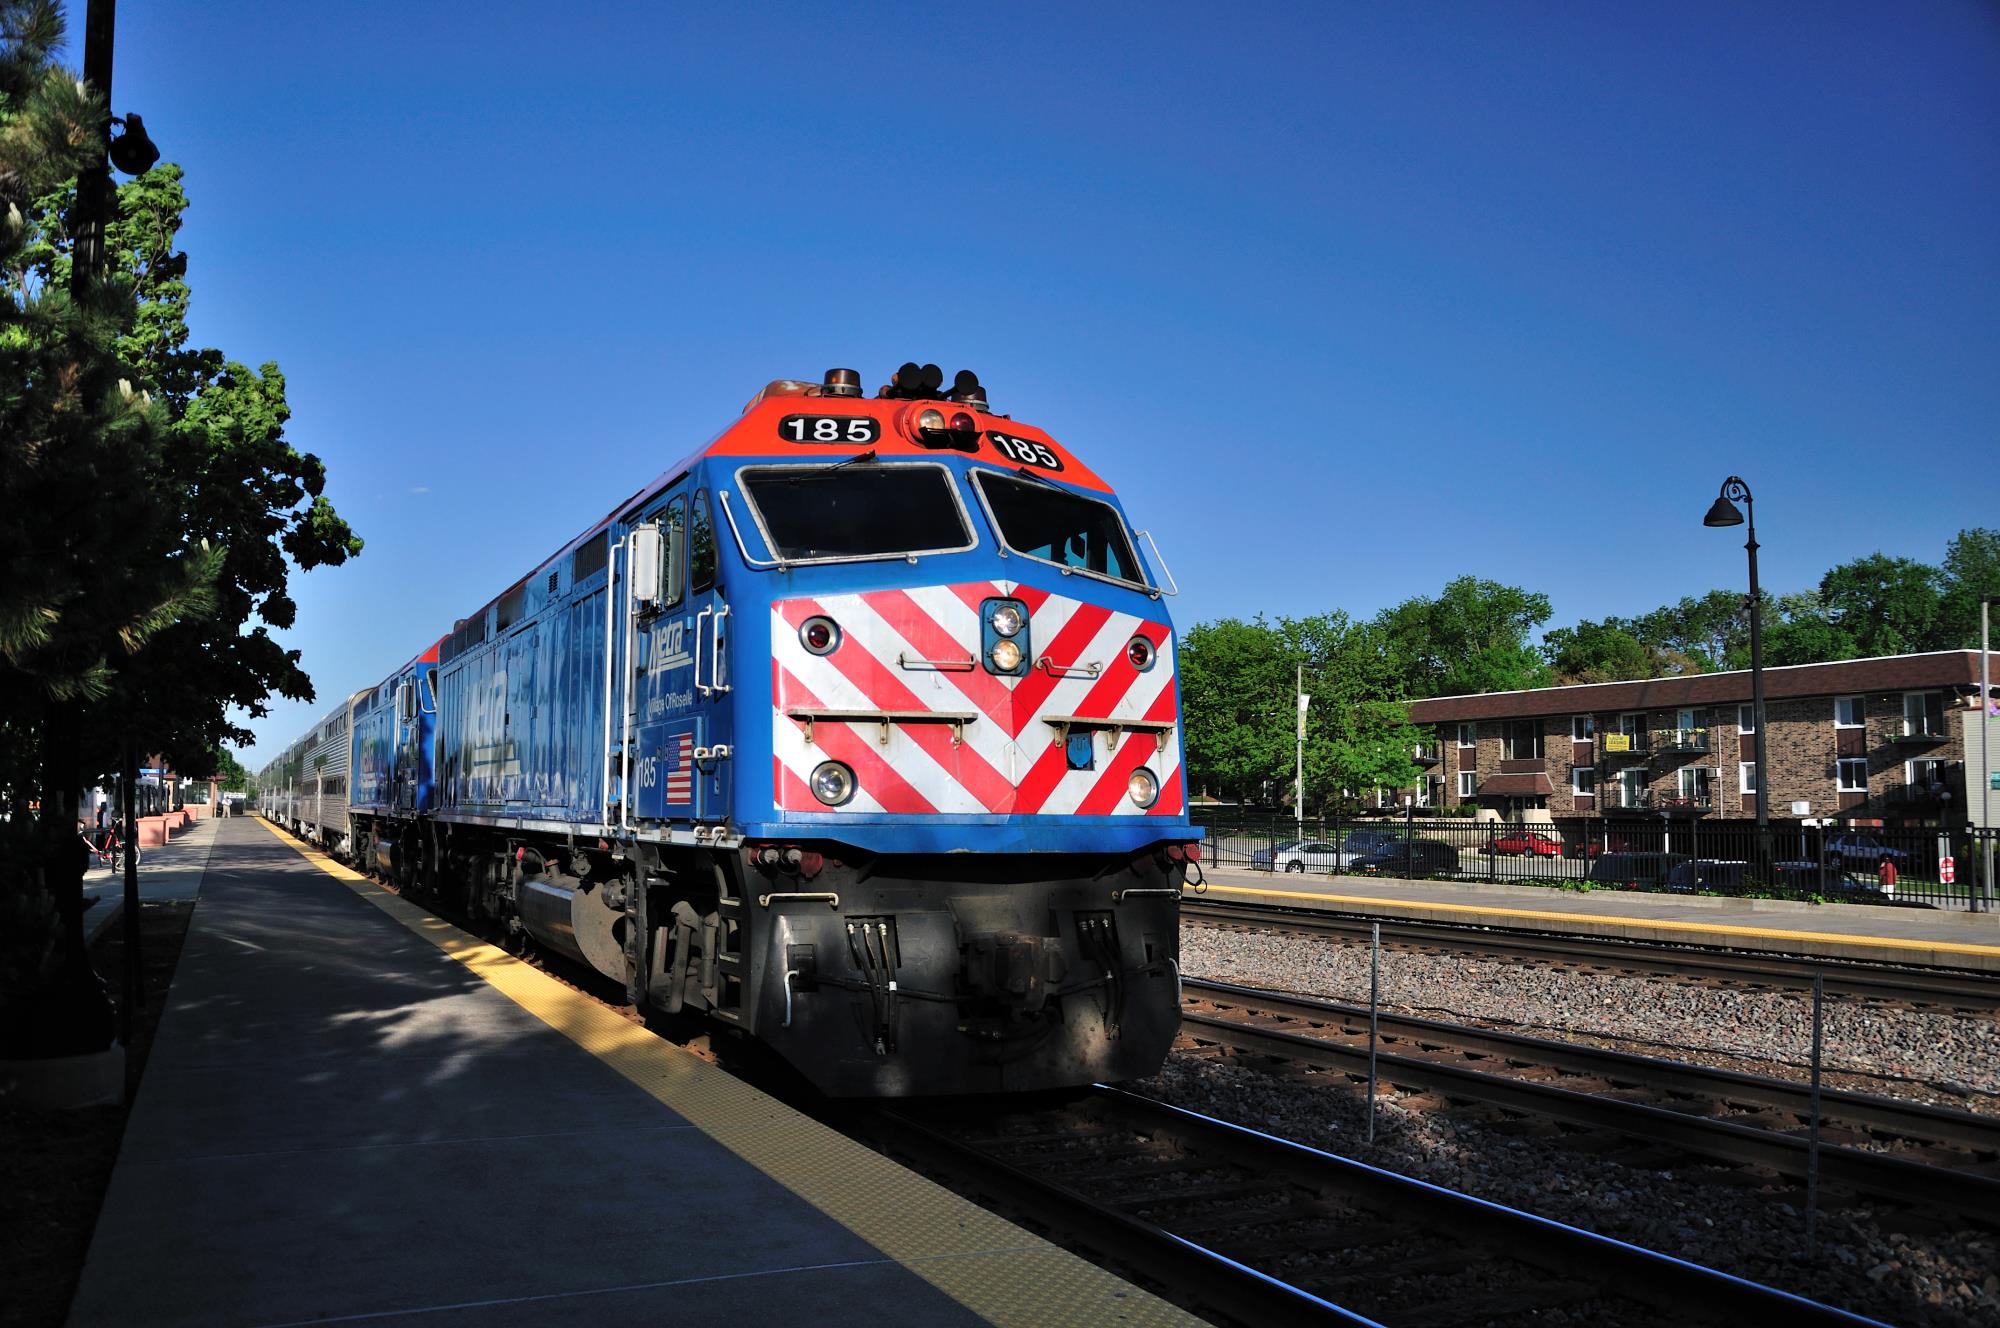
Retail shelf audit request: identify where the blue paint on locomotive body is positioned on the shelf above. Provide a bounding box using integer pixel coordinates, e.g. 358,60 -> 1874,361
348,651 -> 439,819
344,409 -> 1198,859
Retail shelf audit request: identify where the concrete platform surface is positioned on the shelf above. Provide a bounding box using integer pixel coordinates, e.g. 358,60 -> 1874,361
1198,867 -> 2000,971
66,818 -> 1196,1328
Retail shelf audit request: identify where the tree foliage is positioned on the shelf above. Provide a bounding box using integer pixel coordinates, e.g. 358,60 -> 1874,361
1374,575 -> 1552,698
1179,615 -> 1420,810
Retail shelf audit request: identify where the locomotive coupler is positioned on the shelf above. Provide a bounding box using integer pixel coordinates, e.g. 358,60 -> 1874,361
960,933 -> 1069,1017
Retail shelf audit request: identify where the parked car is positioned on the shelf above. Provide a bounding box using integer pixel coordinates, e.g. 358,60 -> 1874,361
1563,832 -> 1634,860
1775,862 -> 1893,898
1664,859 -> 1748,892
1825,835 -> 1912,869
1247,839 -> 1341,873
1348,840 -> 1460,876
1486,830 -> 1563,858
1335,829 -> 1405,866
1586,851 -> 1691,889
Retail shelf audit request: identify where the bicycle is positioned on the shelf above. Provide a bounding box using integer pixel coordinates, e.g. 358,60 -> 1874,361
80,824 -> 142,871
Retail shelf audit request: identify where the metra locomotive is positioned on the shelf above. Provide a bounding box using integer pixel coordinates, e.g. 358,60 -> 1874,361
261,364 -> 1199,1095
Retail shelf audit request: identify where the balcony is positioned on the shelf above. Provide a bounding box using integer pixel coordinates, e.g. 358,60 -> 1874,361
1655,727 -> 1710,755
1600,733 -> 1651,759
1656,793 -> 1715,816
1412,744 -> 1441,765
1885,781 -> 1950,808
1890,728 -> 1947,748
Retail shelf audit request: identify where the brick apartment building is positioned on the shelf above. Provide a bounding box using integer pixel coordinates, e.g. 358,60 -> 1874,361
1404,650 -> 1989,828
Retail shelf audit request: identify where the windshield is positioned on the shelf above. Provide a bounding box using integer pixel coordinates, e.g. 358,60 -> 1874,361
972,470 -> 1146,587
739,463 -> 974,562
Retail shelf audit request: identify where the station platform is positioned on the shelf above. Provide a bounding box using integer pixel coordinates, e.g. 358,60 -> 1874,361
67,817 -> 1197,1328
1195,867 -> 2000,972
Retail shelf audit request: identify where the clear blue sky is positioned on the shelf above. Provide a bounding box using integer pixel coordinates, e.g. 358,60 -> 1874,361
98,1 -> 1998,768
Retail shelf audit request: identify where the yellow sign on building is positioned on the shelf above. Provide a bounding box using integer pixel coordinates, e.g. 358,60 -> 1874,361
1603,733 -> 1631,752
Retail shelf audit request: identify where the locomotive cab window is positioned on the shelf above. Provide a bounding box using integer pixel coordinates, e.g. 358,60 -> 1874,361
738,462 -> 974,563
691,490 -> 716,591
646,496 -> 687,608
971,470 -> 1145,588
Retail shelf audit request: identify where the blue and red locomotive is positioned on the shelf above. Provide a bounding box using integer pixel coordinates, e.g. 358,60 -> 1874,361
262,364 -> 1200,1095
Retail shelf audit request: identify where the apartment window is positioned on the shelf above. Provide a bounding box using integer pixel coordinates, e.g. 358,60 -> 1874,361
1457,770 -> 1476,799
1902,691 -> 1944,737
1739,762 -> 1758,794
1678,767 -> 1711,800
1571,767 -> 1596,796
1907,758 -> 1944,789
1619,712 -> 1646,738
1413,782 -> 1431,808
1836,757 -> 1868,793
1502,720 -> 1545,760
1834,696 -> 1865,728
1571,715 -> 1594,741
1618,768 -> 1647,807
1737,703 -> 1756,734
1457,722 -> 1476,748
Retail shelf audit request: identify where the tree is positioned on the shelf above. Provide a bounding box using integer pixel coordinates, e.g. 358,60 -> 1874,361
1374,576 -> 1552,698
1,0 -> 205,1057
1179,618 -> 1294,806
1178,614 -> 1421,811
1815,553 -> 1945,659
1620,589 -> 1744,671
212,748 -> 251,792
1542,619 -> 1663,685
0,4 -> 359,1058
1941,528 -> 2000,646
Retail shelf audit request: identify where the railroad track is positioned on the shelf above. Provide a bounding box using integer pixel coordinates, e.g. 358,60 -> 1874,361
1182,898 -> 2000,1011
1182,977 -> 2000,1221
855,1086 -> 1880,1327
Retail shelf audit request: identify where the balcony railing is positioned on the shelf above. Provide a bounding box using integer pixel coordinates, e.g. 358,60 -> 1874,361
1655,727 -> 1710,754
1890,728 -> 1947,746
1600,733 -> 1651,758
1412,744 -> 1441,764
1886,782 -> 1949,806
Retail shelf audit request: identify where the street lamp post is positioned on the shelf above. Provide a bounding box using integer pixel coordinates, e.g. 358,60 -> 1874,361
1705,477 -> 1772,871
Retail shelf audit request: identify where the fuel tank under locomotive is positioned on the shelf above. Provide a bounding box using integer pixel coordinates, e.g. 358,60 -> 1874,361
745,851 -> 1184,1097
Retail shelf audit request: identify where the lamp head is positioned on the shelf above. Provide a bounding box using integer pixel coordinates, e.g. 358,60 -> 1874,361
108,113 -> 159,176
1703,495 -> 1745,528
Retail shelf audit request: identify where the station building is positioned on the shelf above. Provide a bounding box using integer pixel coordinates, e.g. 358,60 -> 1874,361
1404,650 -> 1989,828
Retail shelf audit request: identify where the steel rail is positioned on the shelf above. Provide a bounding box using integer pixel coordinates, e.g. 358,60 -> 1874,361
1179,985 -> 2000,1220
867,1088 -> 1883,1327
859,1102 -> 1373,1328
1186,977 -> 2000,1150
1183,898 -> 2000,1009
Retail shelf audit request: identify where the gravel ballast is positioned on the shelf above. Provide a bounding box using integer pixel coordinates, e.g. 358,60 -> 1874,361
1158,922 -> 2000,1326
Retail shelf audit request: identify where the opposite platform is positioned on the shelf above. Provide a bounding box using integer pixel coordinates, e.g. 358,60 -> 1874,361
66,817 -> 1197,1328
1197,867 -> 2000,972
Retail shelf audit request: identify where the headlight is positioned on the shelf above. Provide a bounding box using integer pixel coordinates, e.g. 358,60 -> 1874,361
800,616 -> 840,655
989,639 -> 1024,672
990,604 -> 1024,638
1128,767 -> 1160,808
810,761 -> 855,807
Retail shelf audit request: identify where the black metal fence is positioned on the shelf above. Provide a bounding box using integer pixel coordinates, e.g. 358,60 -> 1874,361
1193,810 -> 2000,911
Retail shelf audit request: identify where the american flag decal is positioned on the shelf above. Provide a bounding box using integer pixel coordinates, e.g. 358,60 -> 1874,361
771,581 -> 1181,818
664,731 -> 694,804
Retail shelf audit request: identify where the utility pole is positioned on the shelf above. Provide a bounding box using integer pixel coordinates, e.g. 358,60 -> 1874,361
1296,666 -> 1309,843
1983,597 -> 1994,911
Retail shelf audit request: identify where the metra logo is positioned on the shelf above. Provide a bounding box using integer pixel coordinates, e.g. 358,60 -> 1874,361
646,619 -> 694,673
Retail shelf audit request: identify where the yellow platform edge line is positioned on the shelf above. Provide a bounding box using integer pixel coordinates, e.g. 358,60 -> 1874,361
1199,882 -> 2000,959
249,818 -> 1196,1328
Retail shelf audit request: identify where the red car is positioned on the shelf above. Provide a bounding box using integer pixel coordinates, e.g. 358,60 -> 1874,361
1563,833 -> 1634,860
1489,831 -> 1564,857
